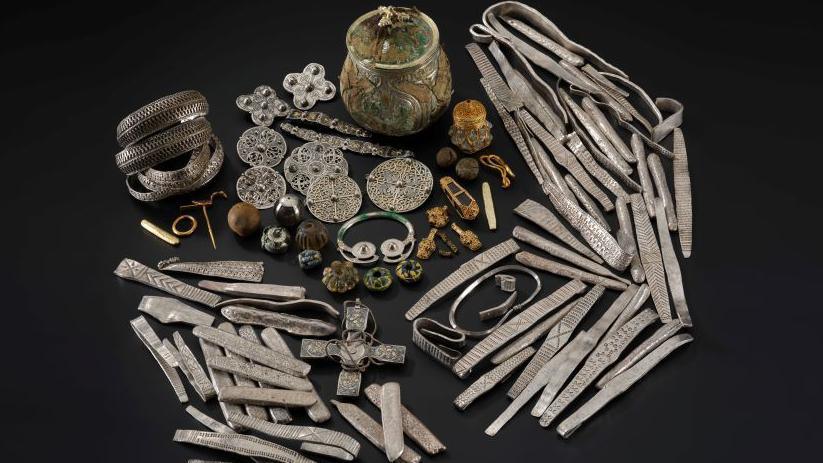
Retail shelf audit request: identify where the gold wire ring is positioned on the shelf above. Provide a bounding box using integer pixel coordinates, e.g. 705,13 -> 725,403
172,214 -> 198,236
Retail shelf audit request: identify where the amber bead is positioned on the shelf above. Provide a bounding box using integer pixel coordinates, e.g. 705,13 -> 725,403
294,219 -> 329,250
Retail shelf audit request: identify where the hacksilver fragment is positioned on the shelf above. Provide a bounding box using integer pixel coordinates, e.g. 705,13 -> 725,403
138,295 -> 215,327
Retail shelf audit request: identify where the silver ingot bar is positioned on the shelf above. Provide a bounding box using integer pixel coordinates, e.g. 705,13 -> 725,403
237,325 -> 292,423
514,199 -> 603,264
214,297 -> 339,318
557,334 -> 694,438
227,413 -> 360,459
260,327 -> 329,423
173,331 -> 217,401
597,319 -> 683,388
615,197 -> 645,284
193,325 -> 311,377
331,400 -> 422,463
129,316 -> 187,403
653,198 -> 693,327
604,283 -> 650,340
198,280 -> 306,302
538,309 -> 659,427
512,225 -> 627,284
516,251 -> 628,291
218,322 -> 270,423
185,405 -> 234,434
631,134 -> 657,218
506,285 -> 606,399
629,194 -> 672,323
452,279 -> 586,379
218,386 -> 317,408
380,382 -> 404,462
115,258 -> 221,307
138,296 -> 215,327
454,347 -> 535,411
490,302 -> 573,365
672,128 -> 693,257
157,258 -> 264,282
220,305 -> 337,337
301,442 -> 355,462
404,239 -> 520,321
173,429 -> 315,463
207,355 -> 312,391
647,152 -> 678,231
363,383 -> 447,456
198,337 -> 246,431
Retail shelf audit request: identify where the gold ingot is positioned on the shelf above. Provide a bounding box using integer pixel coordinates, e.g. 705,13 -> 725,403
448,99 -> 492,154
140,219 -> 180,246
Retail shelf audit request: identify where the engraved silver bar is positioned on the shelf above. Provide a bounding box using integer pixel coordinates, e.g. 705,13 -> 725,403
130,316 -> 188,403
526,131 -> 577,203
198,281 -> 306,301
260,327 -> 329,423
561,89 -> 632,176
581,96 -> 636,163
631,134 -> 657,218
381,382 -> 405,462
512,225 -> 627,284
490,303 -> 573,365
198,337 -> 246,431
506,285 -> 606,398
207,355 -> 312,391
185,405 -> 234,434
193,325 -> 311,377
653,198 -> 693,327
221,305 -> 337,337
300,443 -> 354,462
363,383 -> 447,455
516,251 -> 627,290
115,258 -> 221,307
157,258 -> 264,282
452,279 -> 586,379
218,322 -> 271,423
564,174 -> 610,231
173,331 -> 217,401
538,309 -> 659,427
615,196 -> 645,283
163,338 -> 181,365
564,131 -> 634,199
404,239 -> 520,321
514,199 -> 603,264
647,152 -> 678,231
500,16 -> 585,66
214,297 -> 339,318
531,284 -> 641,417
454,347 -> 535,411
227,413 -> 360,459
672,128 -> 693,257
543,180 -> 633,271
237,325 -> 292,423
597,319 -> 683,388
630,194 -> 672,323
604,283 -> 650,340
331,400 -> 422,463
138,295 -> 215,326
219,386 -> 317,408
557,334 -> 694,438
173,429 -> 315,463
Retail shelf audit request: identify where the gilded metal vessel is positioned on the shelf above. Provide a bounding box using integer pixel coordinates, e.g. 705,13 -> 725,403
340,6 -> 453,136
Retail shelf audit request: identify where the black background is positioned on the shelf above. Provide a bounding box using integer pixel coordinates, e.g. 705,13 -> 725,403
1,1 -> 820,461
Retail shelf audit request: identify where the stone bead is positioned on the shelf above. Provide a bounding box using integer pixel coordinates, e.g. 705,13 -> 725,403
363,267 -> 393,292
455,157 -> 479,181
436,147 -> 458,168
260,225 -> 290,254
322,260 -> 359,293
298,249 -> 323,270
395,259 -> 423,283
274,194 -> 307,227
294,219 -> 329,251
227,202 -> 261,237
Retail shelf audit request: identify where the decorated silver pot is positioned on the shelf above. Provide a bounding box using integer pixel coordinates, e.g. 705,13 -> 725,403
340,6 -> 453,136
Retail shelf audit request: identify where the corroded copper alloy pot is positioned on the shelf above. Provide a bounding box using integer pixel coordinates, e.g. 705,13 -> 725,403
340,6 -> 453,137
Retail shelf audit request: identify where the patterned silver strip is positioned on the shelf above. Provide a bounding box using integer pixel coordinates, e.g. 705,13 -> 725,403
647,152 -> 678,231
157,258 -> 264,282
629,195 -> 672,323
330,400 -> 422,463
363,384 -> 447,455
193,325 -> 311,377
280,123 -> 412,159
217,323 -> 270,422
237,325 -> 293,423
514,199 -> 603,264
454,347 -> 535,410
597,319 -> 683,388
114,258 -> 221,307
129,316 -> 187,403
227,413 -> 360,458
516,251 -> 627,290
173,331 -> 216,401
172,429 -> 315,463
652,199 -> 693,327
672,128 -> 693,257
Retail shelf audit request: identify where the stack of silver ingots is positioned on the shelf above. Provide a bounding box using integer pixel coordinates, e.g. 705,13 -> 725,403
114,90 -> 224,201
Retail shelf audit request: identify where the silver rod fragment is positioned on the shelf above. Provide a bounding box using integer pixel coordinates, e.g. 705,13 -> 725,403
652,198 -> 693,327
129,316 -> 188,403
138,295 -> 215,326
672,128 -> 693,257
556,334 -> 693,438
218,386 -> 317,408
206,355 -> 312,391
380,382 -> 405,462
214,297 -> 338,318
173,331 -> 217,401
198,280 -> 306,301
185,405 -> 234,434
516,251 -> 627,290
220,305 -> 337,336
192,325 -> 311,377
300,442 -> 355,461
454,347 -> 535,410
363,384 -> 446,455
331,400 -> 422,463
173,429 -> 315,463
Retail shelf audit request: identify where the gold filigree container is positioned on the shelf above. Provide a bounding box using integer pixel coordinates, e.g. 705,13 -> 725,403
340,6 -> 453,136
448,99 -> 492,154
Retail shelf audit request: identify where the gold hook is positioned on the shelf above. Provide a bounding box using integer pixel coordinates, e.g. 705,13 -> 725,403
479,154 -> 515,189
179,190 -> 227,249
